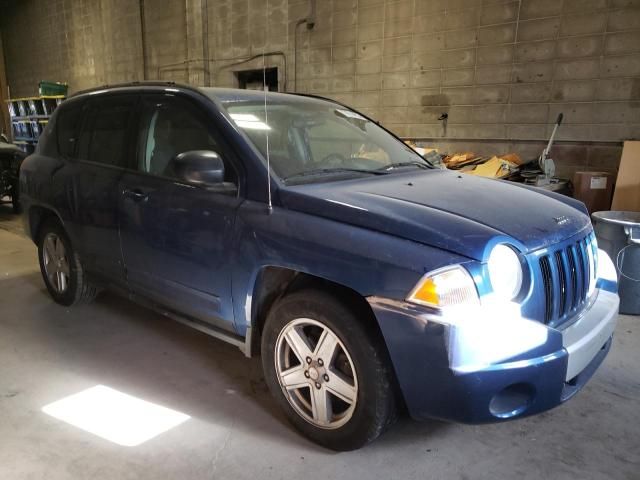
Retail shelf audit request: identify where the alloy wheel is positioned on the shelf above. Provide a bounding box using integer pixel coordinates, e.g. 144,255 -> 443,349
275,318 -> 358,429
42,232 -> 70,293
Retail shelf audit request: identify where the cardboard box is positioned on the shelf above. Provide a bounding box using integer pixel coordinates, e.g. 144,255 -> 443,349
611,141 -> 640,212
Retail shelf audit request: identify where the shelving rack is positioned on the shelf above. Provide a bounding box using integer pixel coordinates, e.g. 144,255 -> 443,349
6,95 -> 65,153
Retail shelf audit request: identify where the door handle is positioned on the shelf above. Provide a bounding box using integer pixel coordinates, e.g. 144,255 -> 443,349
122,188 -> 149,202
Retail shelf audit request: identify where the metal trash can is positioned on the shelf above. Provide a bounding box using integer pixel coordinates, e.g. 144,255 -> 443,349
592,211 -> 640,315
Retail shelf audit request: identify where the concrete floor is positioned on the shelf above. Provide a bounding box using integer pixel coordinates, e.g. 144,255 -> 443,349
1,205 -> 639,480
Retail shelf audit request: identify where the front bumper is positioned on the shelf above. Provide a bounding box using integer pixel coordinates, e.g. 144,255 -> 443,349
369,289 -> 619,423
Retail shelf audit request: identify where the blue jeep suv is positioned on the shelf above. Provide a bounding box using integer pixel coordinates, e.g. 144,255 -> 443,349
19,83 -> 620,450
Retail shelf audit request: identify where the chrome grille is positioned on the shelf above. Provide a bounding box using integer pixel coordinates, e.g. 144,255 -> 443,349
539,255 -> 554,323
538,233 -> 595,326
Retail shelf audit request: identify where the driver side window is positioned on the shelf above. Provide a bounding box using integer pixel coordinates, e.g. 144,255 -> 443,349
137,96 -> 237,184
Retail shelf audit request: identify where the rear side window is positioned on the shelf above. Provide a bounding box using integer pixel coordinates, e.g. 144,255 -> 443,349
56,102 -> 84,158
77,96 -> 136,167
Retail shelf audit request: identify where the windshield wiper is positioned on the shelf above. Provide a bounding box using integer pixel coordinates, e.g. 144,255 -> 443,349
284,167 -> 388,182
377,161 -> 431,171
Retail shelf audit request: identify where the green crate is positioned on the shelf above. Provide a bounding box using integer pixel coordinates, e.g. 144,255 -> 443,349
38,81 -> 68,97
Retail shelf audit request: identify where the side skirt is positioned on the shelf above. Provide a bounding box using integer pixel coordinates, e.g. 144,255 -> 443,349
86,272 -> 252,357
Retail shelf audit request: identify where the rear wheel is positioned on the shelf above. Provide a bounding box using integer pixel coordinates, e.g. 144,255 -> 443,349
261,289 -> 396,451
37,219 -> 98,306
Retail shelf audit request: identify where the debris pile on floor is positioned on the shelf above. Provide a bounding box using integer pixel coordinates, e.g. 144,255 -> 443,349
404,112 -> 568,184
405,142 -> 524,178
404,141 -> 446,168
447,152 -> 523,178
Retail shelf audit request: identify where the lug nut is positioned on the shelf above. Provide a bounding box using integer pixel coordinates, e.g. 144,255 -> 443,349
306,357 -> 312,364
318,358 -> 324,366
304,371 -> 310,378
315,382 -> 321,389
323,374 -> 329,382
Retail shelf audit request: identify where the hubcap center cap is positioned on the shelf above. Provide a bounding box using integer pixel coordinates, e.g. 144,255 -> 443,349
308,367 -> 319,381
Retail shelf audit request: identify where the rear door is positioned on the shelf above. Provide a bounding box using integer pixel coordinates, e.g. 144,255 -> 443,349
62,94 -> 137,282
118,93 -> 243,332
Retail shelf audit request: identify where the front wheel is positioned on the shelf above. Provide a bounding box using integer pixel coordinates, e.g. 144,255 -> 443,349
261,289 -> 397,451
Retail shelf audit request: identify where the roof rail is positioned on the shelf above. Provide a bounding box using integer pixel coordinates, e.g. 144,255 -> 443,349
68,81 -> 193,98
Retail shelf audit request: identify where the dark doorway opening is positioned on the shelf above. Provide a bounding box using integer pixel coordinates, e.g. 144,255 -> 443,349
236,68 -> 279,91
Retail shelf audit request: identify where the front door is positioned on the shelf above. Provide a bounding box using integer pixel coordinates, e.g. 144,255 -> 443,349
118,93 -> 242,332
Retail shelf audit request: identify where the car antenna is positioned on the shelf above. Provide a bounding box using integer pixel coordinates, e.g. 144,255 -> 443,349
262,4 -> 273,214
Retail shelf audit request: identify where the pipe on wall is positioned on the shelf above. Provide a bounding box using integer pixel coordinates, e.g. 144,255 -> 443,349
293,0 -> 316,92
138,0 -> 148,80
202,0 -> 210,86
156,52 -> 288,90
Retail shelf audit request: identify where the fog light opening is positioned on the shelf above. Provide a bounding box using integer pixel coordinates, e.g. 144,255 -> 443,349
489,383 -> 536,419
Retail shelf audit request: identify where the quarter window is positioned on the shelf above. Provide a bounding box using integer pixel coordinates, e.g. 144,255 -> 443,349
56,103 -> 84,158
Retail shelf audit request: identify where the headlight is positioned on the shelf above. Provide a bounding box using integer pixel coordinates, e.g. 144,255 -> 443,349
487,244 -> 523,300
407,265 -> 479,309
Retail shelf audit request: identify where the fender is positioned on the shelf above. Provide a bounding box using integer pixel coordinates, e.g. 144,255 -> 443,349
230,200 -> 472,338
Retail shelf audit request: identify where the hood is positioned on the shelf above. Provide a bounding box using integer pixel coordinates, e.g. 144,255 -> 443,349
280,169 -> 591,261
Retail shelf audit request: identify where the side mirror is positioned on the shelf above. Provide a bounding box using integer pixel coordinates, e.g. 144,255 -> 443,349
0,133 -> 8,143
170,150 -> 226,185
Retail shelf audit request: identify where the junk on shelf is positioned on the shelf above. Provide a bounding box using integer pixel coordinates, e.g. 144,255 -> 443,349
5,81 -> 68,154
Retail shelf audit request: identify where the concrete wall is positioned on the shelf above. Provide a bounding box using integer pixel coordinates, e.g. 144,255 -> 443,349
0,31 -> 10,136
1,0 -> 143,95
2,0 -> 639,176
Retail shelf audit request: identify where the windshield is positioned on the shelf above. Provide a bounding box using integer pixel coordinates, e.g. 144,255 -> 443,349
218,95 -> 430,183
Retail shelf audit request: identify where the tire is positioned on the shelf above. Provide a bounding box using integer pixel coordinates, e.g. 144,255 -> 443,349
37,218 -> 98,306
261,288 -> 396,451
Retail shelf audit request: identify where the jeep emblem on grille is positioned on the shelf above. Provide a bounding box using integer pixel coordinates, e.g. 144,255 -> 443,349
554,216 -> 570,225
